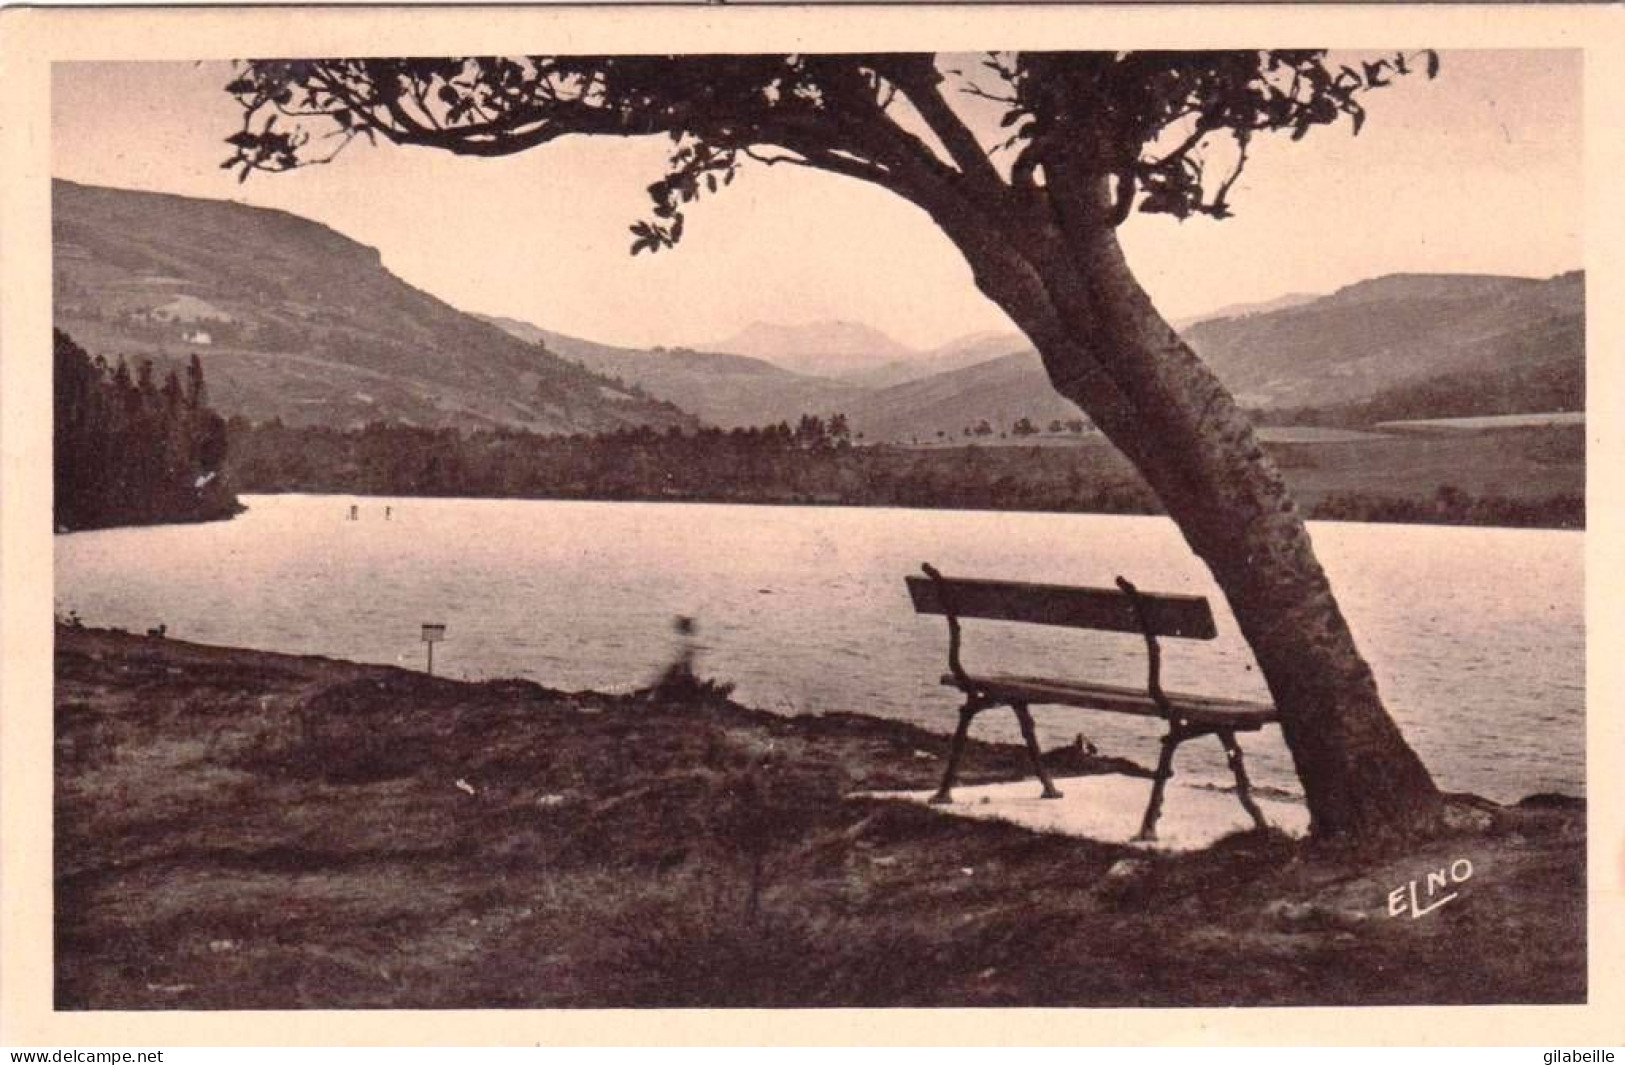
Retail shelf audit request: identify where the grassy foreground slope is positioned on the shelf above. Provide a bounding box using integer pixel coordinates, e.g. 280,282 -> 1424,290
55,628 -> 1584,1009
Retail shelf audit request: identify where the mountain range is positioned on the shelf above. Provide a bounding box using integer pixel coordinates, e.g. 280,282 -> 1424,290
699,321 -> 1029,389
834,270 -> 1582,441
494,271 -> 1582,442
53,180 -> 1583,442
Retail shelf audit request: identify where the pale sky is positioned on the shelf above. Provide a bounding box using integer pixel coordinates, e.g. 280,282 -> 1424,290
52,51 -> 1581,351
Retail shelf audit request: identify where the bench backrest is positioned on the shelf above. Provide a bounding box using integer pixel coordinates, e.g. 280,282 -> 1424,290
905,574 -> 1217,640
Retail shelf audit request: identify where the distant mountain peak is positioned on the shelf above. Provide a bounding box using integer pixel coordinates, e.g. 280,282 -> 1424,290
704,319 -> 917,380
713,319 -> 915,359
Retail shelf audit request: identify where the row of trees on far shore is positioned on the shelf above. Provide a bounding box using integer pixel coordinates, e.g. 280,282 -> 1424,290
948,417 -> 1092,440
224,419 -> 1163,514
222,418 -> 1581,530
54,329 -> 241,531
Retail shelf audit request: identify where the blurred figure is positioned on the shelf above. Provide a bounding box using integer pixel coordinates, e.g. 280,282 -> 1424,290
649,615 -> 721,703
658,616 -> 699,685
647,615 -> 736,705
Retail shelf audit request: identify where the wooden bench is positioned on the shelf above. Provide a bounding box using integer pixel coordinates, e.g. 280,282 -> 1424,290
906,563 -> 1279,842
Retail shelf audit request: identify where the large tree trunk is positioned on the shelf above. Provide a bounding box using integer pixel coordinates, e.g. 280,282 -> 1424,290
940,201 -> 1443,840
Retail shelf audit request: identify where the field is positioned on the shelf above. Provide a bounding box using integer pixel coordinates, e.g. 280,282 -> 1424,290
1266,424 -> 1583,510
55,627 -> 1585,1009
970,423 -> 1585,509
888,423 -> 1583,524
1375,413 -> 1586,432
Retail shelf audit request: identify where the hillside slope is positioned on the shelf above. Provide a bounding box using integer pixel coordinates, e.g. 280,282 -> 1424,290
841,352 -> 1077,442
1186,271 -> 1584,411
843,272 -> 1583,442
52,180 -> 695,434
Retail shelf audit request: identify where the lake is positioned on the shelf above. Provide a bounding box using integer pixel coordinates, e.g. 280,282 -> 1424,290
55,495 -> 1585,803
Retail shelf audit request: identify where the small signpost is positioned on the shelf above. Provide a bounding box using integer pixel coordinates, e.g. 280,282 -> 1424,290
421,623 -> 447,676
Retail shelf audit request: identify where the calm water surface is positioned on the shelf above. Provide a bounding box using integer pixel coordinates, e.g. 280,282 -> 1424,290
56,495 -> 1584,802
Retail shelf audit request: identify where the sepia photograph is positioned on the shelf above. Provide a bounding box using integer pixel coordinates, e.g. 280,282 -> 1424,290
3,1 -> 1620,1044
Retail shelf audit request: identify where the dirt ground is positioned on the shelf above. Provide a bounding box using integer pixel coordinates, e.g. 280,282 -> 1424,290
54,626 -> 1585,1009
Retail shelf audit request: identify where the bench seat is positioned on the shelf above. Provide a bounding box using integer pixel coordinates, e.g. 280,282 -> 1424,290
909,564 -> 1281,839
940,673 -> 1277,730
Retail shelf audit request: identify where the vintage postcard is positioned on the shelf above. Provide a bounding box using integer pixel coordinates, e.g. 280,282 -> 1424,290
1,1 -> 1621,1047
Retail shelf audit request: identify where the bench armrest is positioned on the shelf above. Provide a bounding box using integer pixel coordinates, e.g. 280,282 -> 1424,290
1116,576 -> 1173,717
922,563 -> 976,690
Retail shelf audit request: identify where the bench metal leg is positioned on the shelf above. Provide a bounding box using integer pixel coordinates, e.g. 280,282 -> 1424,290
1135,721 -> 1198,842
1011,702 -> 1063,799
1218,729 -> 1269,831
931,698 -> 984,805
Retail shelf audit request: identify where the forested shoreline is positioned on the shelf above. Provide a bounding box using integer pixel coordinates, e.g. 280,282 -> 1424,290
225,418 -> 1584,530
51,322 -> 1579,535
54,329 -> 242,532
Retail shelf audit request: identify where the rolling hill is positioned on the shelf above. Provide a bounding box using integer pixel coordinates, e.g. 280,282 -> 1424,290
52,180 -> 695,434
1184,271 -> 1584,411
839,351 -> 1076,443
835,330 -> 1030,389
479,315 -> 867,429
838,271 -> 1583,442
1171,291 -> 1320,329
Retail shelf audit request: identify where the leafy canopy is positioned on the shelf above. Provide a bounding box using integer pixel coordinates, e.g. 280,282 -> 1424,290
225,51 -> 1436,252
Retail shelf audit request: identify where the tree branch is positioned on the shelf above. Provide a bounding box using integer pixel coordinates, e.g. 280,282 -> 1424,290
877,57 -> 1006,192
